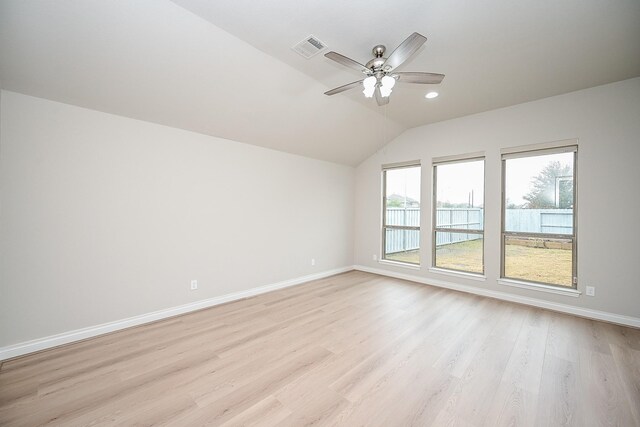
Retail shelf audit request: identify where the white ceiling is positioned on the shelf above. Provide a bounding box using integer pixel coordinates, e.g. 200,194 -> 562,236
0,0 -> 403,166
1,0 -> 639,165
173,0 -> 640,129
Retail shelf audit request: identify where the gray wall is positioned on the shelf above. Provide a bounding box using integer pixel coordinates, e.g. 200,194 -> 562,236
2,77 -> 639,350
355,78 -> 640,318
0,91 -> 355,347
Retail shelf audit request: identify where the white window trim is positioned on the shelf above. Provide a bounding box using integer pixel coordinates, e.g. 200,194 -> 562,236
498,278 -> 582,297
432,156 -> 486,276
501,138 -> 578,157
500,142 -> 578,290
381,159 -> 422,170
428,267 -> 486,281
381,162 -> 422,267
432,151 -> 485,164
379,259 -> 421,270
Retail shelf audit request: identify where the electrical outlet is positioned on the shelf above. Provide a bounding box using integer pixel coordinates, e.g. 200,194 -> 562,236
372,254 -> 377,261
311,258 -> 315,266
586,286 -> 595,297
190,280 -> 198,290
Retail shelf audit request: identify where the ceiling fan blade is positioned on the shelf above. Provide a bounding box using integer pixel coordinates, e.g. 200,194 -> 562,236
375,85 -> 389,106
383,32 -> 427,72
325,51 -> 370,74
324,80 -> 364,96
393,72 -> 445,84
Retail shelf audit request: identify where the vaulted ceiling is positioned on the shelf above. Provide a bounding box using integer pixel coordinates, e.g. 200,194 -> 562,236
1,0 -> 639,165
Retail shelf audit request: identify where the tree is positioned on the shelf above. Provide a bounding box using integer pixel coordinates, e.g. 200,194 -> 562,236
387,198 -> 403,208
523,161 -> 573,209
505,198 -> 521,209
437,201 -> 477,208
386,194 -> 419,208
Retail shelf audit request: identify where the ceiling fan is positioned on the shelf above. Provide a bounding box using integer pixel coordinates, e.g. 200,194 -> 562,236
324,32 -> 444,106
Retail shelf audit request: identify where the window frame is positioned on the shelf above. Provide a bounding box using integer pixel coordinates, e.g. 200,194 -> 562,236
381,161 -> 422,266
431,154 -> 486,275
500,144 -> 578,289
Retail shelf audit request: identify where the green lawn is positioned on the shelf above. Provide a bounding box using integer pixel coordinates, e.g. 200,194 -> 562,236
386,239 -> 573,287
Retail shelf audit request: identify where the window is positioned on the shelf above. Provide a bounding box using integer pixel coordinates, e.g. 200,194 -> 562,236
433,156 -> 485,274
382,163 -> 421,265
501,145 -> 577,287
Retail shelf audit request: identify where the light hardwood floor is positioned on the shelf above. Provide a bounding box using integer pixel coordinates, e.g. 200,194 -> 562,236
1,271 -> 639,426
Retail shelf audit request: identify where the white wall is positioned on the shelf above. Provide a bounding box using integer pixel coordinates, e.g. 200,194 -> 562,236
0,91 -> 354,348
355,78 -> 640,319
2,77 -> 638,353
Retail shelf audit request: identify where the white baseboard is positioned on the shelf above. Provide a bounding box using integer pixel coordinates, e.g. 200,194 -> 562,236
0,266 -> 354,361
354,265 -> 640,328
4,264 -> 636,362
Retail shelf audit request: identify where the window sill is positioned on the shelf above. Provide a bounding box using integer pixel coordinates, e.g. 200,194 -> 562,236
428,267 -> 486,282
378,259 -> 421,271
497,278 -> 581,297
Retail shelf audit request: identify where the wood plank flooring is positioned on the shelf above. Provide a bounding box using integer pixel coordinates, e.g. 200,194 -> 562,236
1,271 -> 639,426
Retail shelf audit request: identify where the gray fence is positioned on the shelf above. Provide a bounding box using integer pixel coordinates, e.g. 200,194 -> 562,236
385,208 -> 573,254
385,208 -> 420,254
436,208 -> 483,246
505,209 -> 573,235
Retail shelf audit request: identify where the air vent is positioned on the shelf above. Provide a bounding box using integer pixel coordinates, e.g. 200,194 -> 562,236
292,35 -> 327,59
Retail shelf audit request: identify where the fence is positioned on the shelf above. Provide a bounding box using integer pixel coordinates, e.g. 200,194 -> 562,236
385,208 -> 420,254
505,209 -> 573,234
385,208 -> 573,254
435,208 -> 483,246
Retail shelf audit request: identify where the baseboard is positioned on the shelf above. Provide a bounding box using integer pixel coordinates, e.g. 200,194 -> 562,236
0,266 -> 354,361
355,264 -> 640,328
4,264 -> 636,361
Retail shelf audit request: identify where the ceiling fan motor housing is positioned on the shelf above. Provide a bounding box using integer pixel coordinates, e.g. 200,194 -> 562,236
367,45 -> 392,75
366,58 -> 387,73
372,45 -> 386,57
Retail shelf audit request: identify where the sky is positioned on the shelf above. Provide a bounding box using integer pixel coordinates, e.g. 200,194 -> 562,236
505,152 -> 574,206
385,166 -> 421,202
436,160 -> 484,206
385,152 -> 573,207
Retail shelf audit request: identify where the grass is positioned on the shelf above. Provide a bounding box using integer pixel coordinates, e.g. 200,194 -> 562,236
385,250 -> 422,265
435,239 -> 484,274
385,239 -> 573,287
504,242 -> 572,286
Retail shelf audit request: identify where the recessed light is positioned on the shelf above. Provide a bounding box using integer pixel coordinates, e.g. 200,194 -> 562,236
425,91 -> 439,99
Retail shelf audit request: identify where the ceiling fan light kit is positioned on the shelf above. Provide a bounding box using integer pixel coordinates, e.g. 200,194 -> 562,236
362,75 -> 396,98
362,76 -> 376,98
379,75 -> 396,97
323,32 -> 445,106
